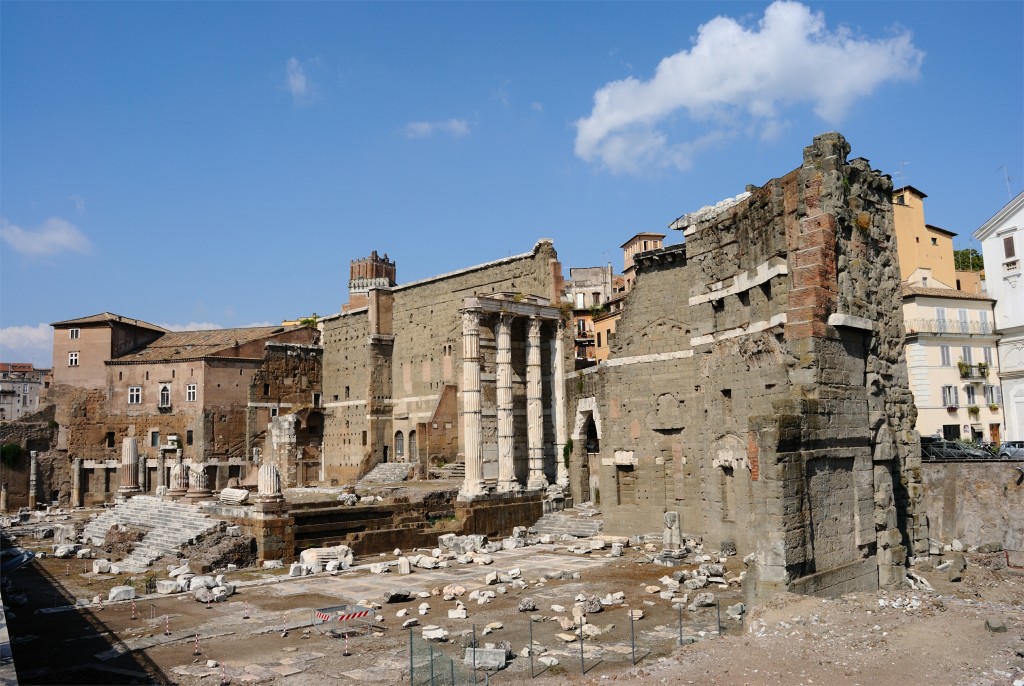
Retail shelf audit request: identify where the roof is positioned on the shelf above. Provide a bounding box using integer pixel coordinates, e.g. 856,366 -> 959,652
925,223 -> 957,238
973,190 -> 1024,241
893,185 -> 928,199
50,312 -> 169,332
0,363 -> 44,373
620,232 -> 666,248
901,284 -> 995,302
109,325 -> 303,363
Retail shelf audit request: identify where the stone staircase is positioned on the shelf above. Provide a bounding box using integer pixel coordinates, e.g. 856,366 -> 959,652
82,495 -> 225,572
429,462 -> 465,480
359,461 -> 413,484
532,508 -> 604,539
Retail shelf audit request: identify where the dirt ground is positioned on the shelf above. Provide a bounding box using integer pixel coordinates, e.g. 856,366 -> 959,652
3,524 -> 1022,686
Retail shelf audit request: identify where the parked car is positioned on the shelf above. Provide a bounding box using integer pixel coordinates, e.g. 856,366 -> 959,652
920,436 -> 991,460
997,441 -> 1024,459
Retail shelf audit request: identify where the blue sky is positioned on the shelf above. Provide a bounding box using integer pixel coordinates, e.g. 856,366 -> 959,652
2,1 -> 1022,367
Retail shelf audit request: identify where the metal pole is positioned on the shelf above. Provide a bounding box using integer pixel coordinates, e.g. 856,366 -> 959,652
716,601 -> 721,635
678,603 -> 682,645
472,623 -> 477,684
408,628 -> 414,686
529,618 -> 534,678
450,656 -> 454,685
429,643 -> 434,685
630,611 -> 636,665
579,626 -> 584,674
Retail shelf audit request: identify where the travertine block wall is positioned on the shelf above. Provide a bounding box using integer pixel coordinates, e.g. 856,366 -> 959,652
566,133 -> 922,595
322,241 -> 564,485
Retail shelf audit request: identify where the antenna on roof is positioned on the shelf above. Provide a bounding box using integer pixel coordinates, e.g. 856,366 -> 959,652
997,164 -> 1014,200
893,161 -> 910,188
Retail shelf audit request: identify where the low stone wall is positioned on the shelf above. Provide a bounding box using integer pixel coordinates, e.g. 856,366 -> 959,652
209,491 -> 545,562
922,460 -> 1024,552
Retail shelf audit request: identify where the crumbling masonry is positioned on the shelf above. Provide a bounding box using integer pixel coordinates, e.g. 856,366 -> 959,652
566,133 -> 926,596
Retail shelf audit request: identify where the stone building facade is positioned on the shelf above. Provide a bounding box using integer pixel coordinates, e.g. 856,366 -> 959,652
248,342 -> 324,488
565,134 -> 925,596
321,240 -> 568,491
0,363 -> 50,422
51,323 -> 316,505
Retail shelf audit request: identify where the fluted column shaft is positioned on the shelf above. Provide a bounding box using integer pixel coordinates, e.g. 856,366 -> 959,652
552,320 -> 569,489
119,437 -> 141,495
28,451 -> 38,509
526,317 -> 547,490
459,310 -> 485,498
496,314 -> 519,492
71,458 -> 82,507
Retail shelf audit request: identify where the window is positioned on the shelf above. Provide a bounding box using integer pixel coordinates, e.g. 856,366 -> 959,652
957,309 -> 969,334
961,346 -> 973,365
151,431 -> 160,448
395,430 -> 404,457
345,386 -> 350,399
592,292 -> 600,306
263,383 -> 270,396
145,371 -> 149,381
941,385 -> 959,407
597,332 -> 602,348
984,385 -> 1002,405
895,194 -> 905,205
965,386 -> 976,405
128,386 -> 142,404
186,384 -> 196,402
935,307 -> 947,332
362,430 -> 367,446
105,431 -> 115,448
930,237 -> 937,246
68,351 -> 79,367
69,328 -> 80,339
159,385 -> 171,408
271,407 -> 278,417
939,345 -> 951,366
942,424 -> 961,440
186,430 -> 194,445
1005,235 -> 1017,259
980,311 -> 990,334
312,392 -> 321,407
983,347 -> 993,366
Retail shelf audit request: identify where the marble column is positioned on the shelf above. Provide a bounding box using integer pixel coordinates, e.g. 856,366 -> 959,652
496,314 -> 519,492
119,438 -> 141,496
552,320 -> 569,489
526,318 -> 547,490
257,463 -> 283,499
28,451 -> 38,509
137,451 -> 147,493
459,310 -> 485,499
157,451 -> 167,489
71,458 -> 82,508
1,482 -> 8,513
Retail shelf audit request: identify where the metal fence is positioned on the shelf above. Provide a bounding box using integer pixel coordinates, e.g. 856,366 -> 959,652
406,600 -> 737,684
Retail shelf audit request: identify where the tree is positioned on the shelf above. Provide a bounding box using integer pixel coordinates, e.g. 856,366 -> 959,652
954,248 -> 984,272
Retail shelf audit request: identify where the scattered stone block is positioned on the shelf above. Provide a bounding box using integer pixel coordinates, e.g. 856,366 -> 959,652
384,589 -> 412,603
517,598 -> 537,612
262,560 -> 284,570
422,625 -> 449,641
108,586 -> 135,602
986,617 -> 1007,633
155,580 -> 181,594
76,548 -> 93,559
92,559 -> 111,574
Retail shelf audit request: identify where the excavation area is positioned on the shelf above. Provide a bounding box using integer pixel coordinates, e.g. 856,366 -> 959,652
2,522 -> 1022,686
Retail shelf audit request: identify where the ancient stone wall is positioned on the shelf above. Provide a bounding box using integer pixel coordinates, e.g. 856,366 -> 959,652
922,460 -> 1024,552
322,240 -> 565,485
565,133 -> 922,596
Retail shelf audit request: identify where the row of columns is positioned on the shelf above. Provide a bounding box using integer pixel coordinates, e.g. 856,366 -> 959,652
460,309 -> 567,499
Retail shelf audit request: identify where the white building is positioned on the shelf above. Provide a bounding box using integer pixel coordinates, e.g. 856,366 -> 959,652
0,363 -> 50,422
974,191 -> 1024,441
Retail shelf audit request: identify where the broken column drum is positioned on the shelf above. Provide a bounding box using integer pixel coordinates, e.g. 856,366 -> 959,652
257,463 -> 283,498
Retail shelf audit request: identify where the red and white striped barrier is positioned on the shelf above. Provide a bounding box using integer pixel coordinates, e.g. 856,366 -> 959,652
164,616 -> 171,636
130,600 -> 138,620
193,633 -> 202,656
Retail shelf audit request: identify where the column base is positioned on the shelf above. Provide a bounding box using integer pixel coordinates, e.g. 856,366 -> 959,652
497,480 -> 522,494
457,482 -> 488,501
184,490 -> 214,502
527,476 -> 549,491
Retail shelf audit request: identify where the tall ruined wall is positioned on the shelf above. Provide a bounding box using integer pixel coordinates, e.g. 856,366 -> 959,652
322,240 -> 564,484
565,133 -> 921,597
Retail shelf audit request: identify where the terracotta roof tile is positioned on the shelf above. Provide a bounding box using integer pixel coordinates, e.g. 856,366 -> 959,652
110,326 -> 300,363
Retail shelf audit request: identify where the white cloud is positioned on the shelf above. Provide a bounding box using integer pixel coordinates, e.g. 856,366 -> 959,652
68,194 -> 86,213
0,216 -> 92,256
243,321 -> 276,328
0,324 -> 53,367
285,57 -> 317,106
492,79 -> 512,107
404,119 -> 471,139
574,1 -> 923,174
531,102 -> 544,113
157,322 -> 223,332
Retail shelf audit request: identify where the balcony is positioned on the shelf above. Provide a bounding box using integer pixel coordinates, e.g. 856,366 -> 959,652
958,363 -> 989,380
904,319 -> 993,336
